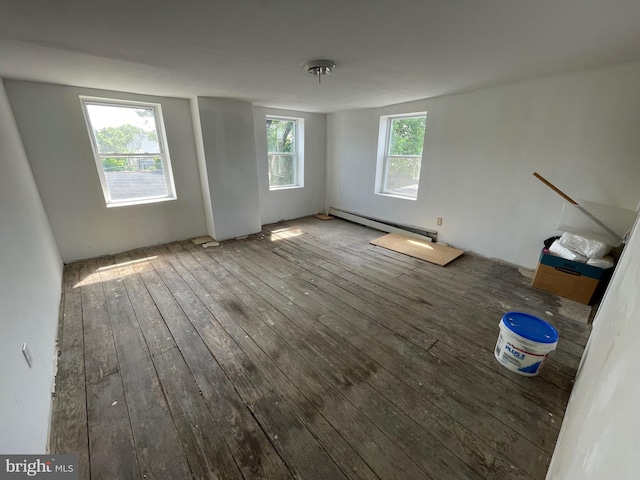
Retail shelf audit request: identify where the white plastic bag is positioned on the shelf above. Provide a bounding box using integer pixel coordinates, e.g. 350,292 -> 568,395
586,255 -> 615,269
557,232 -> 612,259
549,241 -> 588,263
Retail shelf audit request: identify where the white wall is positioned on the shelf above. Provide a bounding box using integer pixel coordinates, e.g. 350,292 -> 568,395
326,62 -> 640,268
0,80 -> 63,452
546,212 -> 640,478
193,97 -> 261,240
254,107 -> 326,225
5,80 -> 207,262
190,97 -> 216,239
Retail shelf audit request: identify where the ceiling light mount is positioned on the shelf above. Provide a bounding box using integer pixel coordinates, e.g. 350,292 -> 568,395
305,59 -> 336,84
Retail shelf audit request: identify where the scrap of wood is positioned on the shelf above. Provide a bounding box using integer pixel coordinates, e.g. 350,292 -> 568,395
533,172 -> 622,243
191,235 -> 214,245
370,233 -> 464,266
314,214 -> 334,220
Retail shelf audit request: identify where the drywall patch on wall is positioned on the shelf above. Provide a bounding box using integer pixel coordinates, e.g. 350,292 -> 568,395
0,79 -> 63,453
254,106 -> 326,225
5,80 -> 207,262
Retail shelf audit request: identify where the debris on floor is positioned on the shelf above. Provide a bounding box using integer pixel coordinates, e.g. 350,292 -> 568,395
191,235 -> 215,245
370,232 -> 464,266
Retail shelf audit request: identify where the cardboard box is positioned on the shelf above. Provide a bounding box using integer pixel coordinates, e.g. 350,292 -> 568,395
532,250 -> 612,304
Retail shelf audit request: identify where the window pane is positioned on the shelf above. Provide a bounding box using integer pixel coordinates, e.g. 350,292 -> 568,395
103,156 -> 168,201
384,156 -> 421,197
86,104 -> 161,154
266,119 -> 295,153
268,154 -> 296,186
388,116 -> 426,156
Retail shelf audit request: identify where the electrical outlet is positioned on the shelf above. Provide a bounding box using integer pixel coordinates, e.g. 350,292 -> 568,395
22,342 -> 33,368
437,217 -> 443,226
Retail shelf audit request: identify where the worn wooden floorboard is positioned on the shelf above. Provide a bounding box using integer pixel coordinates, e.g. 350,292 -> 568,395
142,245 -> 297,480
128,252 -> 246,480
205,251 -> 485,480
163,242 -> 383,480
245,238 -> 565,432
272,222 -> 589,350
153,243 -> 370,480
229,240 -> 554,475
49,263 -> 90,480
263,227 -> 580,392
260,230 -> 576,394
203,243 -> 540,479
178,243 -> 427,480
258,234 -> 574,415
97,255 -> 193,479
52,217 -> 591,480
78,260 -> 140,480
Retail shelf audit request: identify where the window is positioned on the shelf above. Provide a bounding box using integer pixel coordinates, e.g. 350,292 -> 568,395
377,113 -> 427,199
81,97 -> 176,206
266,116 -> 304,189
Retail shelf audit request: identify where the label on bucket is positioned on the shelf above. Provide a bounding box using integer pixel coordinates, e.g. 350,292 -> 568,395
495,331 -> 546,375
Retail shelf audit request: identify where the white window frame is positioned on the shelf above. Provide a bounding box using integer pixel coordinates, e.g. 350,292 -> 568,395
80,96 -> 177,207
266,115 -> 304,190
375,112 -> 427,200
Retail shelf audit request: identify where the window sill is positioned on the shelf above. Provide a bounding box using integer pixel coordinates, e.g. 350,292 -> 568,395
106,195 -> 177,208
269,185 -> 304,192
375,192 -> 418,201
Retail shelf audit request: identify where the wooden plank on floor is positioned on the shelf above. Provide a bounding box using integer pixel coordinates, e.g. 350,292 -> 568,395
170,242 -> 424,480
282,235 -> 566,420
142,245 -> 354,480
124,257 -> 242,480
247,237 -> 568,422
153,347 -> 244,480
85,374 -> 141,479
51,216 -> 591,480
314,221 -> 590,344
79,259 -> 119,383
97,255 -> 193,479
212,257 -> 484,479
49,263 -> 90,480
140,246 -> 294,480
369,232 -> 464,266
112,251 -> 177,357
208,245 -> 536,479
222,240 -> 553,477
266,231 -> 578,396
79,259 -> 140,479
255,235 -> 572,414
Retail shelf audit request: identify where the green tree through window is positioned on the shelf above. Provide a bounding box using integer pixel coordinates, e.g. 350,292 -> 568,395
266,117 -> 301,188
381,114 -> 427,197
389,117 -> 426,156
94,124 -> 159,172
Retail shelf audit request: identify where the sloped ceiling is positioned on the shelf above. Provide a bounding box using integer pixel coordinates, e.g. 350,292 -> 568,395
1,0 -> 639,112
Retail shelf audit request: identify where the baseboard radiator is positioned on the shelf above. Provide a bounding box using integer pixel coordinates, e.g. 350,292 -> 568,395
327,207 -> 437,243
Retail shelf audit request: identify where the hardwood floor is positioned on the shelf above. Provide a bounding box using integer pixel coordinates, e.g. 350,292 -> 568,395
50,217 -> 591,479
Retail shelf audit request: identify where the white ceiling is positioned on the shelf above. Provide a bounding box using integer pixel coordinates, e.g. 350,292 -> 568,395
1,0 -> 639,113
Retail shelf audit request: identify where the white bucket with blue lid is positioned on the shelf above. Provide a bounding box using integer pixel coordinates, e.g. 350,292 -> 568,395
494,311 -> 559,376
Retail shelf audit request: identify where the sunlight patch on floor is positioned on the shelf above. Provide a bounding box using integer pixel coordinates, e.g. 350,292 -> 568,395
269,228 -> 304,241
74,256 -> 157,287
